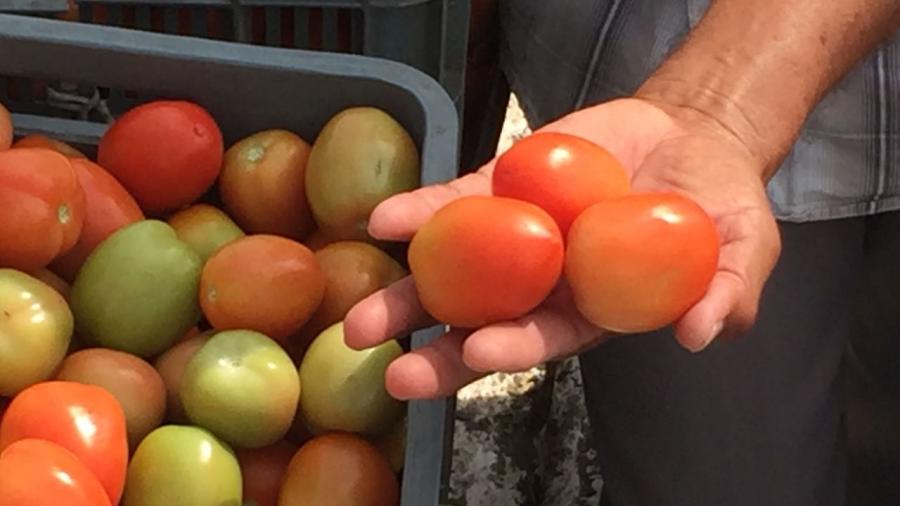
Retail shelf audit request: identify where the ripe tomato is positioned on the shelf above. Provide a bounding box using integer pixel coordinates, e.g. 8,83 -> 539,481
153,332 -> 212,424
278,433 -> 399,506
200,235 -> 325,342
0,148 -> 85,271
50,159 -> 144,281
236,440 -> 298,506
0,381 -> 129,505
0,439 -> 111,506
220,129 -> 315,241
13,134 -> 87,159
167,204 -> 245,262
493,132 -> 630,236
97,100 -> 224,215
565,192 -> 719,333
0,102 -> 11,151
408,196 -> 564,328
56,349 -> 167,450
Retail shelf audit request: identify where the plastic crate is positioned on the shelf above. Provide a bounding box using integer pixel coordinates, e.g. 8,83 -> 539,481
0,0 -> 70,13
74,0 -> 469,112
0,13 -> 456,506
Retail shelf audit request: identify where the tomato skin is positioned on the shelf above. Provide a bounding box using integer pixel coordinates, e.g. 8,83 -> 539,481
565,192 -> 720,333
408,195 -> 565,328
278,433 -> 399,506
153,333 -> 212,424
0,148 -> 85,271
0,103 -> 12,151
13,134 -> 87,159
97,100 -> 224,215
167,204 -> 245,262
0,439 -> 111,506
50,158 -> 144,282
0,381 -> 129,505
236,440 -> 298,506
220,129 -> 315,241
493,132 -> 630,237
200,235 -> 325,342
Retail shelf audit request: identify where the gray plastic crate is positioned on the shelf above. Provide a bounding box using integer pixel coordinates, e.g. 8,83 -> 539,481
0,0 -> 70,13
74,0 -> 469,112
0,13 -> 456,506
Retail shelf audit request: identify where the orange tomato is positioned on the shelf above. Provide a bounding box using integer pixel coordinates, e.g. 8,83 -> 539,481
493,132 -> 630,237
278,433 -> 399,506
0,381 -> 129,505
0,103 -> 11,151
0,148 -> 85,271
408,196 -> 564,328
565,192 -> 719,333
236,440 -> 299,506
13,134 -> 86,159
220,129 -> 315,241
200,235 -> 325,342
0,439 -> 111,506
50,158 -> 144,281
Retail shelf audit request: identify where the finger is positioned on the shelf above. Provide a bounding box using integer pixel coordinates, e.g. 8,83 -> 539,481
368,169 -> 493,241
344,276 -> 435,351
462,305 -> 605,373
385,330 -> 486,400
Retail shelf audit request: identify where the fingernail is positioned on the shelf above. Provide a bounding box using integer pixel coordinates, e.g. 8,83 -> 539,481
691,321 -> 724,353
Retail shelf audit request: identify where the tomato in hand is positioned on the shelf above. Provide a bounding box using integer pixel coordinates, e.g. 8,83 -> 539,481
50,158 -> 144,281
408,195 -> 564,328
565,192 -> 719,333
13,134 -> 87,159
97,100 -> 224,215
200,235 -> 325,342
0,148 -> 85,271
236,440 -> 298,506
220,129 -> 315,241
0,102 -> 11,151
0,439 -> 111,506
0,381 -> 129,505
492,132 -> 630,236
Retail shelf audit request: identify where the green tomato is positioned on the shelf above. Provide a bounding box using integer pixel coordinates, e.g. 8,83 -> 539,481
124,425 -> 242,506
0,269 -> 72,396
299,322 -> 403,437
70,220 -> 202,358
181,330 -> 300,449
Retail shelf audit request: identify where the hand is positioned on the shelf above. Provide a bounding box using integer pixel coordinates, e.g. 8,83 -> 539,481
344,97 -> 781,400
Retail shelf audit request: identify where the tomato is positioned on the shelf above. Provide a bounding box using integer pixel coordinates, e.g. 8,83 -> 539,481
236,440 -> 298,506
0,103 -> 12,151
566,192 -> 720,333
154,332 -> 212,423
124,425 -> 242,506
181,330 -> 301,449
493,132 -> 630,236
97,100 -> 224,215
278,433 -> 399,506
167,204 -> 245,262
0,439 -> 111,506
408,195 -> 564,328
302,241 -> 406,344
56,348 -> 167,450
374,416 -> 406,474
306,107 -> 420,242
220,129 -> 315,241
70,220 -> 202,358
300,323 -> 403,437
50,158 -> 145,281
304,229 -> 336,251
0,269 -> 72,396
0,381 -> 128,505
29,267 -> 71,300
0,148 -> 86,271
200,235 -> 324,342
13,134 -> 87,159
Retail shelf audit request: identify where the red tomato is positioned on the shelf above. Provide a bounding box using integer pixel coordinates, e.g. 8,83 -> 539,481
97,100 -> 224,215
13,134 -> 87,159
0,103 -> 11,151
200,235 -> 325,342
237,440 -> 298,506
50,159 -> 144,281
565,192 -> 719,333
493,132 -> 630,237
0,439 -> 111,506
0,381 -> 129,505
408,195 -> 564,328
0,148 -> 86,271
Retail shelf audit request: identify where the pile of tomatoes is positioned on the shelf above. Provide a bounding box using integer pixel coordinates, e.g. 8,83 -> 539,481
0,99 -> 415,506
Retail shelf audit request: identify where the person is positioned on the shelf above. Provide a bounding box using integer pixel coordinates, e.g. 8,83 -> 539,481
345,1 -> 900,505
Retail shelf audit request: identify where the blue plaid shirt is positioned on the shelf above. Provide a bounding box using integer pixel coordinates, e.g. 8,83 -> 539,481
500,0 -> 900,222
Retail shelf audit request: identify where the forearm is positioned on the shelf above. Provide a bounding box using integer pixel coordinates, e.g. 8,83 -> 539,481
636,0 -> 900,179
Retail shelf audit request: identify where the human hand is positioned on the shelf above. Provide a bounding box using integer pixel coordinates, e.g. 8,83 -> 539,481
344,97 -> 781,400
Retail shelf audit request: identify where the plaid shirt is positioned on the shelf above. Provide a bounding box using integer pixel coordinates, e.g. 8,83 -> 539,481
499,0 -> 900,222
